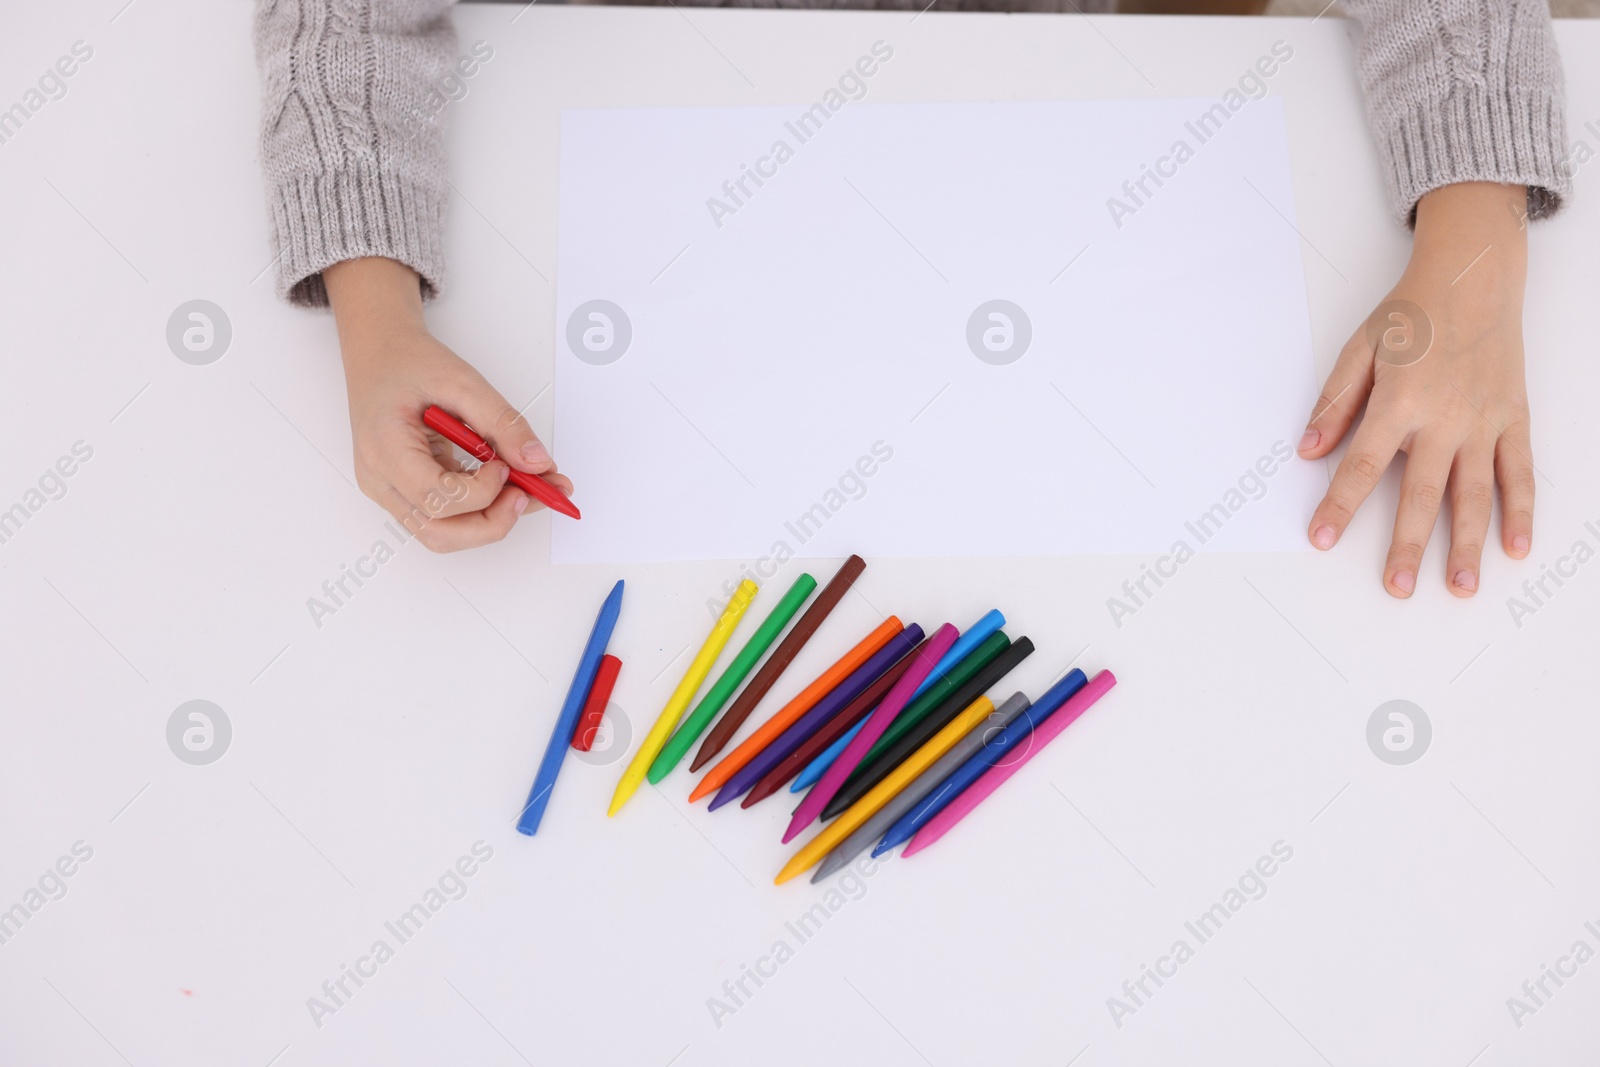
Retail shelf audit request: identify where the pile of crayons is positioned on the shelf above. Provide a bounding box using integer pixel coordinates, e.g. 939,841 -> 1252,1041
515,555 -> 1118,885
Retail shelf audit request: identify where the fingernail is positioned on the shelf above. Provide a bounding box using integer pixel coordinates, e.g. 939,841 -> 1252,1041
496,462 -> 510,482
521,441 -> 551,466
1392,570 -> 1415,594
1311,525 -> 1336,550
1512,535 -> 1530,554
1453,569 -> 1477,592
512,494 -> 528,515
1298,428 -> 1319,452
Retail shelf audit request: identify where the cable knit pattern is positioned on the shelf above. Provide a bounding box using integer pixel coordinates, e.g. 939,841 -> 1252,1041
252,0 -> 1569,305
1343,0 -> 1568,224
254,0 -> 456,306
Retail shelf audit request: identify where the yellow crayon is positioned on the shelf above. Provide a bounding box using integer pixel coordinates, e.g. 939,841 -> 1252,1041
775,694 -> 995,884
609,579 -> 759,815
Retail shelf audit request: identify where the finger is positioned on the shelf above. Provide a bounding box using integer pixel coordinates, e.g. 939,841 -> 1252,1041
1446,437 -> 1496,597
381,419 -> 514,519
521,469 -> 576,514
1307,415 -> 1405,551
434,370 -> 558,476
428,434 -> 466,472
1384,440 -> 1453,598
1299,329 -> 1375,459
380,485 -> 529,554
1495,418 -> 1535,559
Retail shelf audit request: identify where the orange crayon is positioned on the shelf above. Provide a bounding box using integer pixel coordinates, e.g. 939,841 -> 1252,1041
687,617 -> 903,803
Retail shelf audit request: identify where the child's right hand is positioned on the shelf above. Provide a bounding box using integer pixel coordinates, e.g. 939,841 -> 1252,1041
324,257 -> 573,553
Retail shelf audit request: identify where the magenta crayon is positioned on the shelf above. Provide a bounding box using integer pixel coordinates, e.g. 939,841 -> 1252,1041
902,670 -> 1117,858
782,623 -> 957,844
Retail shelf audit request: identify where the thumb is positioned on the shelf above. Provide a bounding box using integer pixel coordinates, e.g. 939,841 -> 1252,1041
439,370 -> 555,475
1298,327 -> 1375,460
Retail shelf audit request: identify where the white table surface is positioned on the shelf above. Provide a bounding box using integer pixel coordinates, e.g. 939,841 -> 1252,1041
3,3 -> 1598,1065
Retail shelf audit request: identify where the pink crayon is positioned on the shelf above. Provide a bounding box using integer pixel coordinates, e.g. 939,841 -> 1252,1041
783,623 -> 958,844
902,670 -> 1118,859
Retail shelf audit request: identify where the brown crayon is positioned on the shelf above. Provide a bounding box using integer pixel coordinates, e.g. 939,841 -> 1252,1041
689,554 -> 866,772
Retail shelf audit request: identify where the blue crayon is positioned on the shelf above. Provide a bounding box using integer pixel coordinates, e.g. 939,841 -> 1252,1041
516,579 -> 625,835
791,609 -> 1005,792
873,667 -> 1087,856
792,721 -> 866,793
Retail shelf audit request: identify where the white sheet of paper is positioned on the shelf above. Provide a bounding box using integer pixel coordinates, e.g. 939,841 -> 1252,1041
552,96 -> 1323,564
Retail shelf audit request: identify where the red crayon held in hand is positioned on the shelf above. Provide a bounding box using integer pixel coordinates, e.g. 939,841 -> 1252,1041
422,405 -> 580,520
572,655 -> 622,752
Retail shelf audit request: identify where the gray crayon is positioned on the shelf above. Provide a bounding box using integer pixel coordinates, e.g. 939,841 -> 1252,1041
812,691 -> 1032,882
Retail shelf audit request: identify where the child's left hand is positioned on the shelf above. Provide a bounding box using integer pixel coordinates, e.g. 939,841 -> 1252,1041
1295,182 -> 1535,598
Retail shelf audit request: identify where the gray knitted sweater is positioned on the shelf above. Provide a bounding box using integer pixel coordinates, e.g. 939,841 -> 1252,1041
253,0 -> 1570,307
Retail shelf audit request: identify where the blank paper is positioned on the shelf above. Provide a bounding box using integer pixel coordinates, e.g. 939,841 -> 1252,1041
552,97 -> 1323,563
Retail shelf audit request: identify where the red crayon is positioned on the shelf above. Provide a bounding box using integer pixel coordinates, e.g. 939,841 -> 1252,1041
572,655 -> 622,752
422,405 -> 580,520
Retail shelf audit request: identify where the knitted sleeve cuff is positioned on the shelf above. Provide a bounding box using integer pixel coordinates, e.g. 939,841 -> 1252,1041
1375,81 -> 1569,226
266,163 -> 448,308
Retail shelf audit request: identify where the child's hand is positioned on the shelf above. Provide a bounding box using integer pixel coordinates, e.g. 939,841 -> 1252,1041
1296,182 -> 1534,598
325,257 -> 573,553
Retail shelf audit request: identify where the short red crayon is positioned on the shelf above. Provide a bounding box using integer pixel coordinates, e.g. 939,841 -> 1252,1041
573,655 -> 622,751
